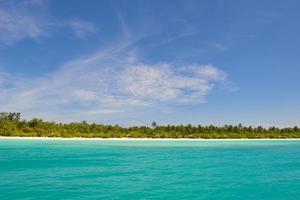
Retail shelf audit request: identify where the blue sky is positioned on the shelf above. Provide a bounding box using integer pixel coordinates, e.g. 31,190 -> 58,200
0,0 -> 300,127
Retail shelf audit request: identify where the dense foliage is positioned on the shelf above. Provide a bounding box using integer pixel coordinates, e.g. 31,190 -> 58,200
1,112 -> 300,138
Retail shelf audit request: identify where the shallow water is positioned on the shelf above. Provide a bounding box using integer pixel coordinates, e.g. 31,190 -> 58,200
1,139 -> 300,200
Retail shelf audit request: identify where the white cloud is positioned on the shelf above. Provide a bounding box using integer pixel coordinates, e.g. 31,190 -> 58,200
190,65 -> 227,81
69,19 -> 98,38
0,0 -> 47,45
0,1 -> 98,45
120,63 -> 224,103
0,43 -> 231,122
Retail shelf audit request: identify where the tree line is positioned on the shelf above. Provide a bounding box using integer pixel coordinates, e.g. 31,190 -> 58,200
1,112 -> 300,138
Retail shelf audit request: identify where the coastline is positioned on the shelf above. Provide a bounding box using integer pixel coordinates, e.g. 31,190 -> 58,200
1,136 -> 300,141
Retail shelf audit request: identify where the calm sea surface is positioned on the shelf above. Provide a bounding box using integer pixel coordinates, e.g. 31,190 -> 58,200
1,139 -> 300,200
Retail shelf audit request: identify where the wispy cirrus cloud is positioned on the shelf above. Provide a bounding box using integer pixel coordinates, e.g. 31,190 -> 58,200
69,19 -> 98,38
0,2 -> 235,124
0,0 -> 98,45
0,0 -> 47,45
0,42 -> 232,123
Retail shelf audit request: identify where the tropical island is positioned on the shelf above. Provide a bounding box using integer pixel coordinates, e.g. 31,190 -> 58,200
0,112 -> 299,139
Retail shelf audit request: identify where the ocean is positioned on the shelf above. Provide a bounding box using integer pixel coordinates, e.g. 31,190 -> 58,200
1,139 -> 300,200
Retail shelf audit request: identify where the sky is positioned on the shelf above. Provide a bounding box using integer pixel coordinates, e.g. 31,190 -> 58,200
0,0 -> 300,127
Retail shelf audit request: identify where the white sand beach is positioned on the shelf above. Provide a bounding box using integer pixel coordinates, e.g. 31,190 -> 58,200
1,136 -> 300,141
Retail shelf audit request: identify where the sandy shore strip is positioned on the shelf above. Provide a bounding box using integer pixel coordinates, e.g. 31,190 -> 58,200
1,136 -> 300,141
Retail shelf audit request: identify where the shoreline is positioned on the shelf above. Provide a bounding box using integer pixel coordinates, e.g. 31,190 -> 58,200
1,136 -> 300,141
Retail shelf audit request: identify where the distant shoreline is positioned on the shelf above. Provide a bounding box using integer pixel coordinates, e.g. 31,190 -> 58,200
1,136 -> 300,141
2,113 -> 300,139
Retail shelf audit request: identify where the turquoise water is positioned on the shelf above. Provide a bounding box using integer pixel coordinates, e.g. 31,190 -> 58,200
1,139 -> 300,200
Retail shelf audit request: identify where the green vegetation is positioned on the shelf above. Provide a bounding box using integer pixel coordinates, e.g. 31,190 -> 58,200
1,112 -> 300,138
